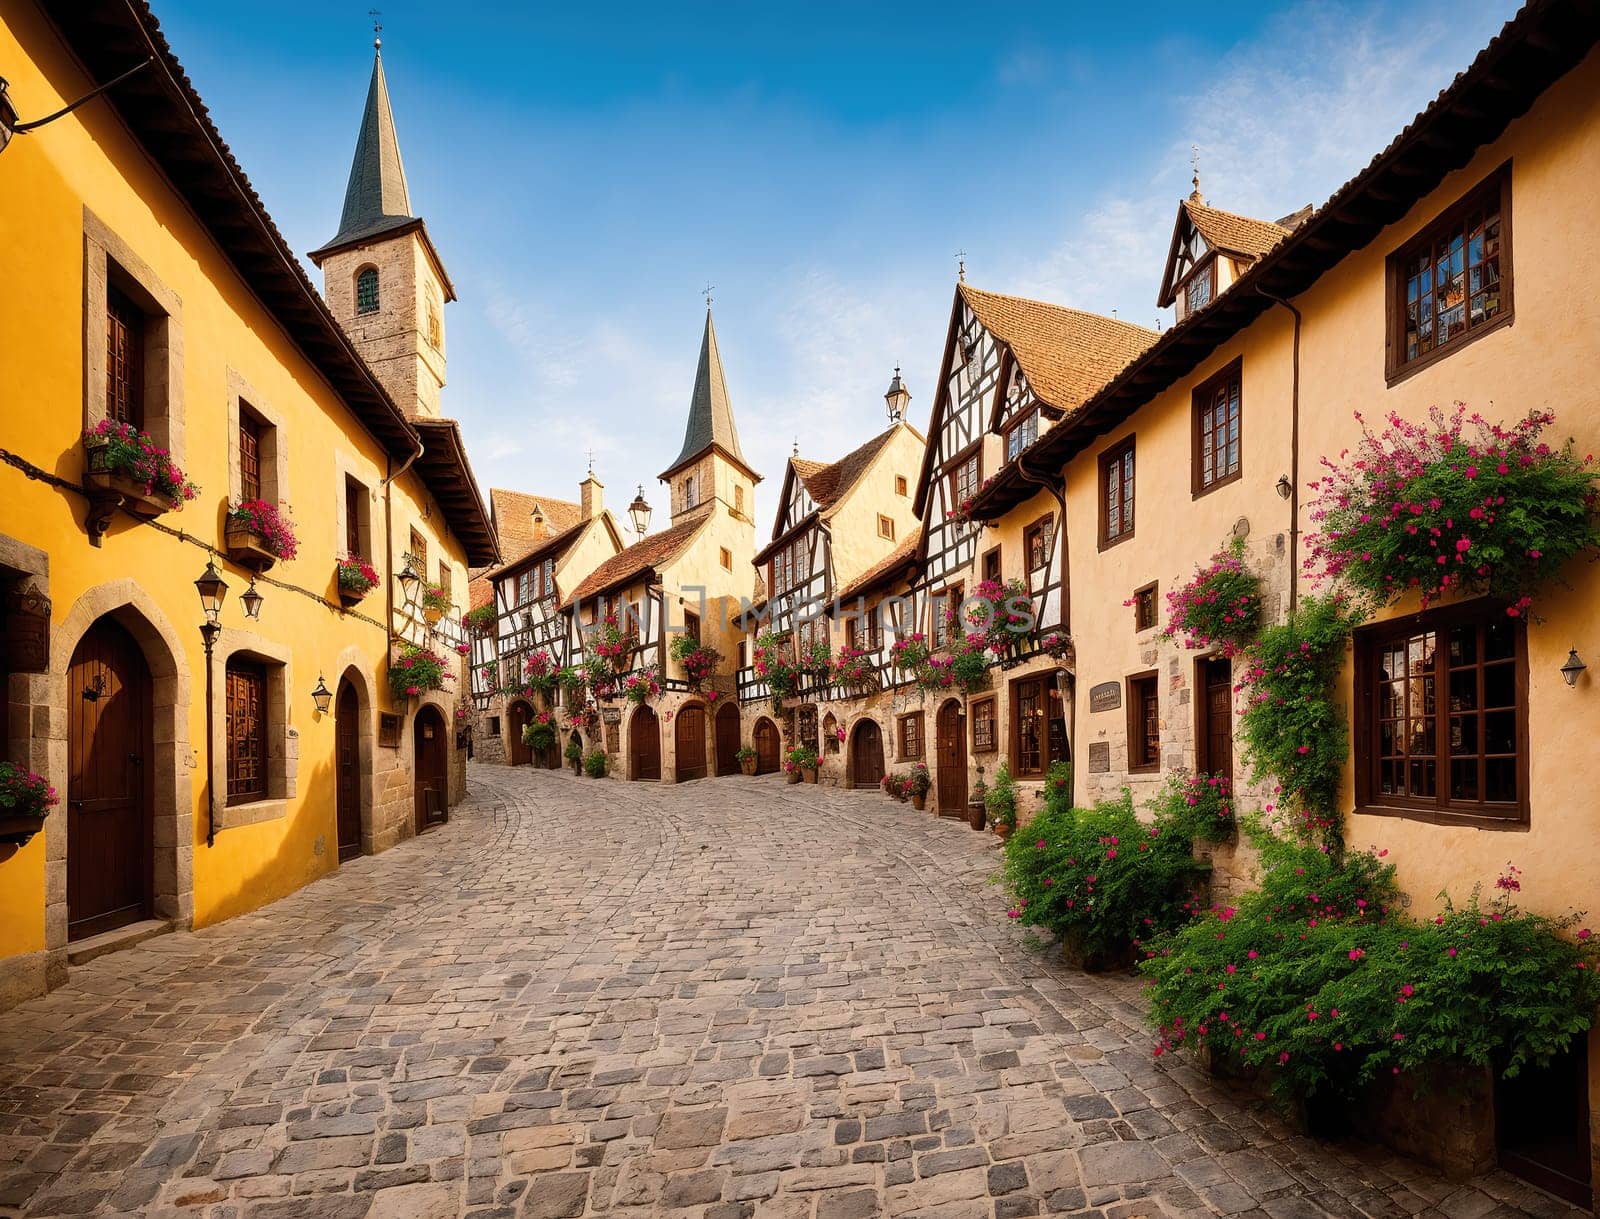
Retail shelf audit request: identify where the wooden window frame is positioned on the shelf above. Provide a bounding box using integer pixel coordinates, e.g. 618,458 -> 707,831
238,408 -> 264,504
1181,257 -> 1217,318
895,475 -> 908,497
1003,409 -> 1039,463
1009,674 -> 1057,778
1132,581 -> 1158,633
981,546 -> 1001,585
947,443 -> 982,510
225,659 -> 269,806
1023,513 -> 1053,587
1191,357 -> 1244,497
898,710 -> 925,761
105,286 -> 145,430
971,696 -> 997,755
355,265 -> 380,315
1353,602 -> 1528,828
720,546 -> 733,571
933,581 -> 963,649
1385,163 -> 1514,386
1126,670 -> 1160,775
1097,436 -> 1136,551
877,514 -> 895,541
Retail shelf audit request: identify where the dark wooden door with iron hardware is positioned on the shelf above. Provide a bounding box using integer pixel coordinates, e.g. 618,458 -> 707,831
936,701 -> 967,813
675,705 -> 707,782
335,681 -> 362,861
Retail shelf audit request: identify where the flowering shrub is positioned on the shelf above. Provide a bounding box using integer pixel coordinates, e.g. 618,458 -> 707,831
830,645 -> 878,691
336,555 -> 379,594
567,700 -> 601,734
1142,846 -> 1600,1102
963,579 -> 1032,651
421,584 -> 453,616
784,744 -> 819,774
752,631 -> 801,712
1308,407 -> 1600,616
522,650 -> 556,695
1038,631 -> 1074,662
591,612 -> 639,668
797,637 -> 832,672
907,762 -> 932,798
889,633 -> 929,672
584,748 -> 608,778
478,660 -> 498,691
462,604 -> 497,636
522,710 -> 557,753
582,654 -> 617,701
917,633 -> 991,693
1003,789 -> 1207,969
0,761 -> 58,820
1237,595 -> 1358,843
387,644 -> 453,700
1152,771 -> 1237,844
736,745 -> 758,764
669,634 -> 723,687
557,665 -> 586,699
1160,538 -> 1261,654
984,760 -> 1019,829
228,500 -> 299,559
84,420 -> 199,504
454,642 -> 470,657
622,669 -> 662,705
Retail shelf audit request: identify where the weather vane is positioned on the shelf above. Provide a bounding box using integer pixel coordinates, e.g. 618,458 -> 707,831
369,9 -> 382,50
955,249 -> 967,282
1190,143 -> 1201,200
585,448 -> 595,475
702,283 -> 714,309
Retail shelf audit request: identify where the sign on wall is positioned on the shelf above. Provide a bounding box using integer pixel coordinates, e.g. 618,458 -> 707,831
1087,741 -> 1111,773
378,713 -> 402,748
1088,681 -> 1121,713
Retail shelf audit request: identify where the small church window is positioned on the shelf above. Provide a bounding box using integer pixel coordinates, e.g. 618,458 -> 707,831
427,304 -> 441,350
356,267 -> 380,315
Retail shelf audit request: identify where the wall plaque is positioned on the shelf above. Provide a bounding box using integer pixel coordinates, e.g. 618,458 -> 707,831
1087,741 -> 1111,773
1089,681 -> 1121,713
602,706 -> 622,724
378,713 -> 402,748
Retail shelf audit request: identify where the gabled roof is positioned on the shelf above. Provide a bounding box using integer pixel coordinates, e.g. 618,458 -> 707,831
320,49 -> 412,253
756,424 -> 913,565
661,308 -> 758,482
832,530 -> 922,607
913,284 -> 1157,517
969,0 -> 1600,524
489,489 -> 584,564
468,575 -> 494,613
565,504 -> 715,607
39,2 -> 421,462
412,419 -> 499,567
1158,198 -> 1297,307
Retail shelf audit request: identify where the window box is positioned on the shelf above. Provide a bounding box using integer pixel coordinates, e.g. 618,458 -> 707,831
224,521 -> 278,572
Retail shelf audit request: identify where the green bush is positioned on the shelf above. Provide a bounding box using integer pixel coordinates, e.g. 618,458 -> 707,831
984,760 -> 1018,828
583,748 -> 607,778
564,736 -> 583,762
1142,843 -> 1600,1101
1151,771 -> 1236,844
1003,791 -> 1207,968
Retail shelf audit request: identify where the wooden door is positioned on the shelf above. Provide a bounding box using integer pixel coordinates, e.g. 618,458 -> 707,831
508,700 -> 533,766
413,706 -> 448,833
850,720 -> 884,789
714,703 -> 741,776
68,619 -> 152,940
1197,658 -> 1234,782
631,706 -> 661,781
1498,1039 -> 1592,1207
676,706 -> 708,781
335,682 -> 361,861
753,717 -> 780,775
936,701 -> 967,812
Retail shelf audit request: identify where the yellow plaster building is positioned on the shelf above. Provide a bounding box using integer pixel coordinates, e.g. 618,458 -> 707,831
0,3 -> 496,1008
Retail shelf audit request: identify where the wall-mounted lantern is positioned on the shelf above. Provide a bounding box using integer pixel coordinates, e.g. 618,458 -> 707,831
1561,648 -> 1587,688
310,674 -> 332,715
398,560 -> 421,606
0,59 -> 152,157
240,577 -> 264,620
1275,474 -> 1293,500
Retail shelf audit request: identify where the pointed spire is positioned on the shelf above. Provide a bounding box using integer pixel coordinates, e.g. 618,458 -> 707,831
317,45 -> 415,252
660,305 -> 750,479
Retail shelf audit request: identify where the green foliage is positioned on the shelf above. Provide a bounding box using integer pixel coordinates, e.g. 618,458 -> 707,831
583,748 -> 608,778
735,745 -> 758,763
462,604 -> 497,635
983,761 -> 1018,828
1142,845 -> 1600,1101
784,744 -> 819,773
1237,595 -> 1358,842
564,735 -> 584,762
907,762 -> 932,797
1151,771 -> 1237,844
1161,537 -> 1262,653
388,645 -> 453,701
1042,761 -> 1072,814
1003,791 -> 1207,967
522,716 -> 556,753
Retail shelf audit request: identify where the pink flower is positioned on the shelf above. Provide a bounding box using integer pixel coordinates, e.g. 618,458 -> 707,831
1348,949 -> 1365,961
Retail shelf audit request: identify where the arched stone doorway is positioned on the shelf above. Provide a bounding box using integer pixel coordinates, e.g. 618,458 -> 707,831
675,702 -> 708,782
67,618 -> 153,940
507,699 -> 534,766
334,671 -> 371,861
567,729 -> 583,773
936,699 -> 967,814
849,718 -> 885,789
714,702 -> 741,776
413,706 -> 448,833
630,705 -> 661,781
752,716 -> 781,775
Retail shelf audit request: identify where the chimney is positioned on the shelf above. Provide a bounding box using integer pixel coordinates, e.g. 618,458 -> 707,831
580,473 -> 603,521
529,504 -> 546,541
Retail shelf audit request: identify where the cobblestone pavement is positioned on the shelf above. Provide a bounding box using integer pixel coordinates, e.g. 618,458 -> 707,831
0,766 -> 1580,1219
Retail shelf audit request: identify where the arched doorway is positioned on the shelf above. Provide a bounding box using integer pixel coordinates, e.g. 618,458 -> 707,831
413,706 -> 448,833
630,705 -> 661,781
676,703 -> 708,782
67,618 -> 153,940
936,700 -> 967,814
335,679 -> 362,860
714,703 -> 741,776
849,719 -> 884,790
507,699 -> 533,766
752,716 -> 781,775
567,729 -> 583,772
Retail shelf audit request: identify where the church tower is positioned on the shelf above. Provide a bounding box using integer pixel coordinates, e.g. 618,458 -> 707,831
310,36 -> 455,419
658,306 -> 761,526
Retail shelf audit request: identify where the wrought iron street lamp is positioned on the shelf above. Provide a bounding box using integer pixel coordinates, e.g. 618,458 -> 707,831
194,559 -> 229,849
310,674 -> 333,714
241,577 -> 264,620
1561,648 -> 1587,688
398,559 -> 421,606
628,485 -> 652,538
194,559 -> 228,625
0,59 -> 152,156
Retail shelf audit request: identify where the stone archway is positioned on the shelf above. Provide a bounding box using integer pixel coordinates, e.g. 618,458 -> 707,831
849,718 -> 885,789
752,716 -> 781,775
630,705 -> 661,781
334,665 -> 375,860
49,580 -> 193,963
674,701 -> 708,782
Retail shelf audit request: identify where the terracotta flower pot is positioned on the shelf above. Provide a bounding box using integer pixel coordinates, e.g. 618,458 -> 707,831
994,822 -> 1013,841
739,756 -> 757,776
911,792 -> 926,811
801,768 -> 817,784
786,770 -> 801,785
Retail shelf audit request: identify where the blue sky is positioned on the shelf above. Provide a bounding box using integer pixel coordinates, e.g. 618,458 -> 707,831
155,0 -> 1518,536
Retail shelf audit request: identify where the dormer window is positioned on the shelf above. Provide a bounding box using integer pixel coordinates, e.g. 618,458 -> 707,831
1004,410 -> 1038,462
1184,263 -> 1214,314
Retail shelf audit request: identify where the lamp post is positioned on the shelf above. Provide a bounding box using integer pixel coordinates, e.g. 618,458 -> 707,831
628,486 -> 652,539
194,560 -> 228,848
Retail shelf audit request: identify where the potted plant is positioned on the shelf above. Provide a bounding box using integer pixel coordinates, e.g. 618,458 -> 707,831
670,634 -> 723,691
81,420 -> 199,535
564,736 -> 584,774
967,773 -> 988,832
226,500 -> 298,571
985,760 -> 1018,839
907,762 -> 932,811
522,712 -> 557,755
420,583 -> 452,627
0,761 -> 58,847
463,604 -> 497,637
785,744 -> 819,783
880,772 -> 898,800
336,555 -> 379,607
895,774 -> 912,803
592,612 -> 639,674
583,748 -> 608,778
388,644 -> 454,701
736,745 -> 758,776
622,669 -> 662,705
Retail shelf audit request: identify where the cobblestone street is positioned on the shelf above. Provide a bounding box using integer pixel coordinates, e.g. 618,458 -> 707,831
0,766 -> 1579,1219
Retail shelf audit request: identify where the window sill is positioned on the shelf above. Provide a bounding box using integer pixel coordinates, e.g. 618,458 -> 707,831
1192,470 -> 1243,500
1384,310 -> 1514,387
1351,802 -> 1528,831
216,799 -> 288,831
1127,763 -> 1160,776
1098,531 -> 1134,554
